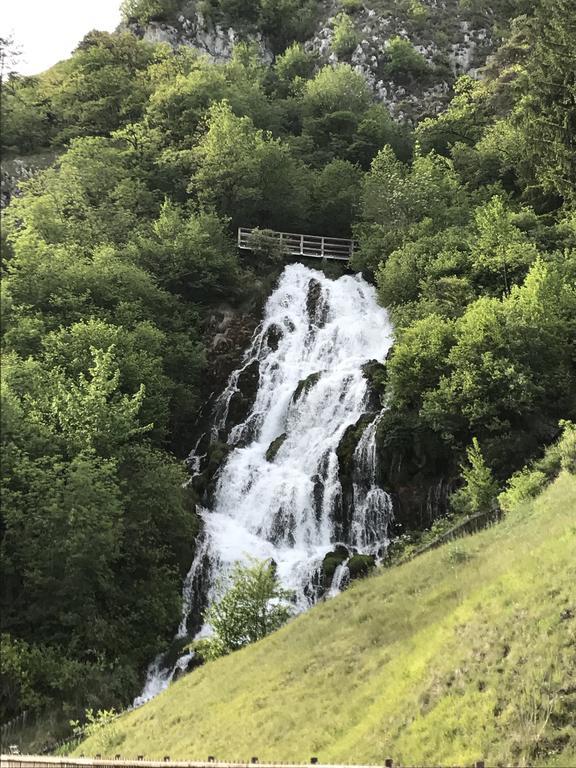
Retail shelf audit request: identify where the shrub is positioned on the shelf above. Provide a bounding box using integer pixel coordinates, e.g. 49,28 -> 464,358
194,559 -> 293,661
332,13 -> 360,58
384,36 -> 429,79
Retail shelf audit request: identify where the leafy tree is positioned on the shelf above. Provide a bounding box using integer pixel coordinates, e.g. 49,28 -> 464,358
50,32 -> 155,142
196,559 -> 293,661
451,437 -> 498,514
469,195 -> 538,294
273,43 -> 317,96
415,76 -> 492,156
387,314 -> 455,410
309,158 -> 362,236
189,101 -> 310,229
356,146 -> 464,271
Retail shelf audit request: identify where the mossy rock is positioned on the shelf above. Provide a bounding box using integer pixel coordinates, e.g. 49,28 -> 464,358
347,553 -> 376,579
266,432 -> 287,462
322,546 -> 350,585
292,371 -> 322,403
362,359 -> 388,407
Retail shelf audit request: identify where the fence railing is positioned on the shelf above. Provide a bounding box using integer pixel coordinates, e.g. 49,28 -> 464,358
0,756 -> 489,768
237,228 -> 355,261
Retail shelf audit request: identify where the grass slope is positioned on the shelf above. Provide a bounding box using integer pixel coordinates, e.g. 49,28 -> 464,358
77,473 -> 576,767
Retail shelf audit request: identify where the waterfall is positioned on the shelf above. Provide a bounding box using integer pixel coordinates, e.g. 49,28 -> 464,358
136,263 -> 394,704
351,412 -> 393,553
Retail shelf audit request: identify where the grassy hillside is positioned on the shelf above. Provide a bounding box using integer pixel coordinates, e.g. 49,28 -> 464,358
76,473 -> 576,767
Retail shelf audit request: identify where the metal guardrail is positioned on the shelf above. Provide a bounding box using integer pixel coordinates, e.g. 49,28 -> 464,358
237,228 -> 355,261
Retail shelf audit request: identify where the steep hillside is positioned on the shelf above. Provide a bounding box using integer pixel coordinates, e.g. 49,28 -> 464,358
124,0 -> 526,121
75,472 -> 576,767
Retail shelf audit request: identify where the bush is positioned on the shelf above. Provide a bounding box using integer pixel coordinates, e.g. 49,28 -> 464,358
194,559 -> 293,661
332,13 -> 360,58
120,0 -> 178,23
384,36 -> 429,79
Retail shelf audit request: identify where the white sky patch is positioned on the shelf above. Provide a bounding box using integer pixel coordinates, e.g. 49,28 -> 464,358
1,0 -> 123,76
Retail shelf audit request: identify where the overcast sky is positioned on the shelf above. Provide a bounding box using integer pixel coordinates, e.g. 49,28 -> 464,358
2,0 -> 123,75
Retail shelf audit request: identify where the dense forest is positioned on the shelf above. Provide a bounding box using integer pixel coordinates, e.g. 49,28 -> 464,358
1,0 -> 575,731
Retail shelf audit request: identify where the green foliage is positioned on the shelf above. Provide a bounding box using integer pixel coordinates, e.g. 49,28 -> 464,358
451,437 -> 499,514
517,0 -> 576,202
332,13 -> 360,59
384,36 -> 430,79
190,101 -> 310,230
356,146 -> 464,271
121,0 -> 179,23
3,0 -> 576,735
499,420 -> 576,512
75,473 -> 576,766
195,559 -> 293,661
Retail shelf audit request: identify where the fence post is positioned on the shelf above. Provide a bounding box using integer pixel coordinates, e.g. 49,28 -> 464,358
300,234 -> 304,255
321,237 -> 325,258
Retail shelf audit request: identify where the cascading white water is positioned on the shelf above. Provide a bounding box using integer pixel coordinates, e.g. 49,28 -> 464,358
136,263 -> 394,704
351,412 -> 394,553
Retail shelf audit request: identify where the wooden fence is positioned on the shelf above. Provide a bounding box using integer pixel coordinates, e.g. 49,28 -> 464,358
237,228 -> 355,261
0,756 -> 489,768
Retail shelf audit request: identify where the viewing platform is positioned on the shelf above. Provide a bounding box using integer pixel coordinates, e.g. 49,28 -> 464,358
237,228 -> 355,261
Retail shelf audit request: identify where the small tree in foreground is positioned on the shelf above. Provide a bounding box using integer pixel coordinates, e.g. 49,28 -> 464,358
451,437 -> 498,515
195,559 -> 293,662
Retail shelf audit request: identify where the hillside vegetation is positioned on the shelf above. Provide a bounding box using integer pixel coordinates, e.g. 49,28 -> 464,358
76,472 -> 576,767
1,0 -> 575,728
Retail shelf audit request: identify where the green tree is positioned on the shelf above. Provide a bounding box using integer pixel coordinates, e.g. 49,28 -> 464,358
518,0 -> 576,202
189,101 -> 310,229
451,437 -> 498,514
196,559 -> 293,661
469,195 -> 537,294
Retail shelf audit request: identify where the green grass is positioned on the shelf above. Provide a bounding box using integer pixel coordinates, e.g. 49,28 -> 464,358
76,473 -> 576,766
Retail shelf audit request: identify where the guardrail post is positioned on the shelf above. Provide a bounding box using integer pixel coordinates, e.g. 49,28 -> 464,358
321,237 -> 325,258
300,234 -> 304,255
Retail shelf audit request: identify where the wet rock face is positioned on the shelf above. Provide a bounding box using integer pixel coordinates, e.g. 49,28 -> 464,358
265,432 -> 287,462
335,415 -> 374,541
374,411 -> 457,532
225,359 -> 260,433
292,371 -> 322,405
322,545 -> 349,589
306,279 -> 329,327
264,323 -> 283,352
362,359 -> 387,411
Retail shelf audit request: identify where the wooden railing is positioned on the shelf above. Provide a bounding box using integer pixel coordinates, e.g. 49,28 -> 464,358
237,228 -> 355,261
0,756 -> 488,768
